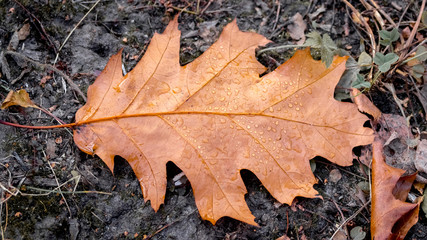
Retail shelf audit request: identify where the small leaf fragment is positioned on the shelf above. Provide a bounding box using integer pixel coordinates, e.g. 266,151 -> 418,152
351,88 -> 381,120
1,89 -> 39,110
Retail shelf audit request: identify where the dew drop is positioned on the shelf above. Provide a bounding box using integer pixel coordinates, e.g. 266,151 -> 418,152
247,125 -> 251,129
230,171 -> 238,181
220,118 -> 226,124
209,159 -> 218,165
158,82 -> 170,94
288,103 -> 293,108
172,87 -> 182,93
269,107 -> 274,113
296,107 -> 300,111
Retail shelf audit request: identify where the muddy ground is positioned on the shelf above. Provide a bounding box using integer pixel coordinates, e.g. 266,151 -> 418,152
0,0 -> 426,239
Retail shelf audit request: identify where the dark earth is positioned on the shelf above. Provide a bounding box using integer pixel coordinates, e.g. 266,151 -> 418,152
0,0 -> 426,239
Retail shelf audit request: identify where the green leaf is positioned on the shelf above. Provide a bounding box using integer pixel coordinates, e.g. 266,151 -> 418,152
350,226 -> 366,240
415,46 -> 427,62
305,31 -> 322,48
351,73 -> 371,89
410,64 -> 425,79
373,52 -> 399,72
305,31 -> 337,67
358,51 -> 372,69
379,28 -> 399,46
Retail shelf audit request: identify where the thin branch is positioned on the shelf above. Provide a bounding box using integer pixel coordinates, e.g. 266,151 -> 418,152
4,51 -> 87,102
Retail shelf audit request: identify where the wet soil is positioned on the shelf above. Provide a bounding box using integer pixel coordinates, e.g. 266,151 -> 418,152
0,0 -> 426,239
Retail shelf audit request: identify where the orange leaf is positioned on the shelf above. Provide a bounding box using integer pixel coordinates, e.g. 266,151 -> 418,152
1,89 -> 40,110
371,140 -> 421,240
351,88 -> 381,121
73,17 -> 373,225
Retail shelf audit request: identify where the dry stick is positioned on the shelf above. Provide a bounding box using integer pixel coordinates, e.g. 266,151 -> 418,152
400,0 -> 426,55
46,158 -> 72,217
143,210 -> 198,240
272,0 -> 281,31
329,199 -> 371,240
383,83 -> 408,122
342,0 -> 377,82
331,198 -> 349,237
368,0 -> 397,27
359,0 -> 385,28
199,0 -> 214,15
342,0 -> 377,56
53,0 -> 102,64
4,51 -> 87,102
0,192 -> 4,240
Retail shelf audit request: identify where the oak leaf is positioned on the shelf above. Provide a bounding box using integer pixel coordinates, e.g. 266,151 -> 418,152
371,140 -> 421,240
73,17 -> 373,225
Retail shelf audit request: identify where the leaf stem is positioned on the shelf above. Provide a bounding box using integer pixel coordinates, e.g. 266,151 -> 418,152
0,120 -> 75,129
257,44 -> 306,55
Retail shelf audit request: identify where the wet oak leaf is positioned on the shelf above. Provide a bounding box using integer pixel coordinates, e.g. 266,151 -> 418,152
73,17 -> 373,225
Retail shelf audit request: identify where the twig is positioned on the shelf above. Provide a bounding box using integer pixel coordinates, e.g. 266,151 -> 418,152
331,198 -> 349,237
199,0 -> 213,15
360,0 -> 385,28
54,0 -> 102,64
11,0 -> 58,53
257,44 -> 304,56
10,68 -> 30,85
143,210 -> 198,240
341,0 -> 377,56
25,186 -> 111,195
0,191 -> 4,240
368,0 -> 397,27
46,158 -> 72,217
399,0 -> 426,54
273,0 -> 281,31
329,200 -> 371,240
383,83 -> 408,122
4,51 -> 86,102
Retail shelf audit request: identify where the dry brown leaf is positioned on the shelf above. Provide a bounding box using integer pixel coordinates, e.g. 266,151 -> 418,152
351,88 -> 381,121
1,89 -> 39,110
73,17 -> 373,225
371,140 -> 420,240
287,13 -> 307,45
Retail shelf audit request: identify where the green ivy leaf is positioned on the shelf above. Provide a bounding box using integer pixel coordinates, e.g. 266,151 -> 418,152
373,52 -> 399,72
379,28 -> 399,46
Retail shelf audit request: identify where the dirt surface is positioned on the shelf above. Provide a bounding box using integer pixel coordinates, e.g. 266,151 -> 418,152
0,0 -> 426,239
